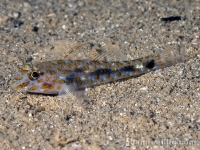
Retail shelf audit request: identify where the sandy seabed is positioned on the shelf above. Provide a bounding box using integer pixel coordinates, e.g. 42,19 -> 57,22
0,0 -> 199,149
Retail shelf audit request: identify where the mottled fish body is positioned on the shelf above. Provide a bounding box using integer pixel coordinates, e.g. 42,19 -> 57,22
12,49 -> 184,95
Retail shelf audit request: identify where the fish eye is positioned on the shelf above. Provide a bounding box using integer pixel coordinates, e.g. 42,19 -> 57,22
31,71 -> 40,80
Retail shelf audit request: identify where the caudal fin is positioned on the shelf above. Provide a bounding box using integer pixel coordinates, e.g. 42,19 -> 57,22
153,44 -> 186,70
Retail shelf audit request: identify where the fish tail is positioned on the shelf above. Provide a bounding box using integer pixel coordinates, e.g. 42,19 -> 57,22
152,44 -> 186,70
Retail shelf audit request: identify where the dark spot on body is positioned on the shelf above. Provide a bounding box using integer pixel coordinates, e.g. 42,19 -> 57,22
65,73 -> 75,84
92,69 -> 112,75
146,60 -> 155,69
120,66 -> 135,72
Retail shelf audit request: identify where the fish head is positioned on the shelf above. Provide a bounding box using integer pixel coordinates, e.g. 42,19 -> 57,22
11,63 -> 64,95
